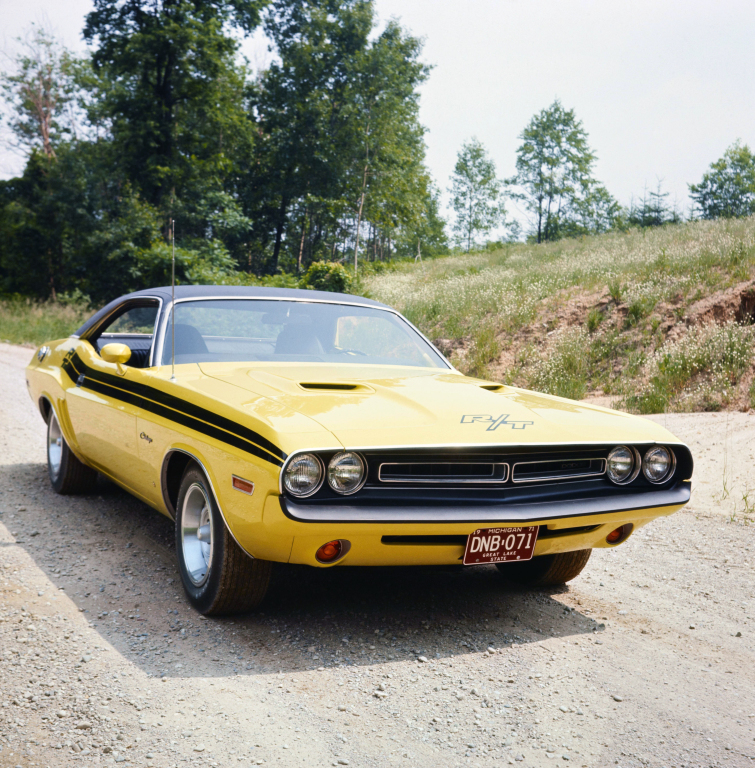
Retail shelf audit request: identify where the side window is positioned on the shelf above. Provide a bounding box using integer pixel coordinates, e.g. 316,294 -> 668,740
94,302 -> 159,369
105,307 -> 158,335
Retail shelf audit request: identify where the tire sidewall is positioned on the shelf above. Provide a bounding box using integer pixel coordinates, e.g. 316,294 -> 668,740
175,465 -> 227,614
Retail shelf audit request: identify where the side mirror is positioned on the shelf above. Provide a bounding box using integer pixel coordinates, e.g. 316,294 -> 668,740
100,343 -> 132,375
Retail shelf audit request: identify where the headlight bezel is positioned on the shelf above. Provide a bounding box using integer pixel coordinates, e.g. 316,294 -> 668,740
606,445 -> 641,485
282,452 -> 325,498
327,451 -> 367,495
642,446 -> 675,484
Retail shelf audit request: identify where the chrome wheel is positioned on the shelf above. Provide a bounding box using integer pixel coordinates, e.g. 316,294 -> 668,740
48,411 -> 63,482
180,483 -> 214,586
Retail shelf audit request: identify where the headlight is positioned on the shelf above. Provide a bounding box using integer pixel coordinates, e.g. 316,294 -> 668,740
606,446 -> 636,484
283,453 -> 323,497
643,447 -> 674,483
327,452 -> 366,495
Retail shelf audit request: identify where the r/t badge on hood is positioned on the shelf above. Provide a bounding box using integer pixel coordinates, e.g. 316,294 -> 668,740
461,414 -> 534,431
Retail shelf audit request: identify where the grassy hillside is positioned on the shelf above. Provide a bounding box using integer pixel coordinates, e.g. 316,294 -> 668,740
2,217 -> 754,414
364,218 -> 755,413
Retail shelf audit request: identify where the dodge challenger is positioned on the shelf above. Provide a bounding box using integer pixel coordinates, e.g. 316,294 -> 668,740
25,286 -> 693,614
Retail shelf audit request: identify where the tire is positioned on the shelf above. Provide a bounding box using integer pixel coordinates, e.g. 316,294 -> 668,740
175,464 -> 273,615
496,549 -> 592,587
47,409 -> 97,495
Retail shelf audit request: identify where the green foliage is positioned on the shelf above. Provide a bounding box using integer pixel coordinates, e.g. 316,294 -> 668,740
586,308 -> 603,332
449,138 -> 502,252
529,327 -> 589,400
509,100 -> 619,243
627,180 -> 683,228
301,261 -> 352,293
252,0 -> 439,273
689,141 -> 755,220
624,322 -> 755,413
0,298 -> 90,345
0,4 -> 443,304
0,25 -> 83,159
608,281 -> 624,303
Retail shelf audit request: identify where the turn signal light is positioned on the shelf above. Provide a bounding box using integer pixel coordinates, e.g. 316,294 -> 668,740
606,524 -> 633,545
316,540 -> 343,563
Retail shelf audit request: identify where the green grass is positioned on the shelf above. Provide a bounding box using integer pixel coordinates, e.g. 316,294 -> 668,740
364,217 -> 755,412
0,300 -> 90,347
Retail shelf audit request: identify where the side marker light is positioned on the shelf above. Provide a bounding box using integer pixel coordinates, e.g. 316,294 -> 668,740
232,476 -> 255,495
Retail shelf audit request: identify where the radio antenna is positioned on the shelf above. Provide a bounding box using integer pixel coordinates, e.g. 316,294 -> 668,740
170,218 -> 176,382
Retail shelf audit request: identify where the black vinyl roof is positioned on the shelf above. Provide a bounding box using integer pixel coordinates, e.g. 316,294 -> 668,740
73,285 -> 391,338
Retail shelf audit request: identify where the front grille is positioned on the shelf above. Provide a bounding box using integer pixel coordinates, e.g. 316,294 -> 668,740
537,524 -> 600,539
378,462 -> 508,484
512,458 -> 605,484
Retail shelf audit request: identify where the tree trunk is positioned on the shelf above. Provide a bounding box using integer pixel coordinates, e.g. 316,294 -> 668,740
272,196 -> 288,271
297,206 -> 308,274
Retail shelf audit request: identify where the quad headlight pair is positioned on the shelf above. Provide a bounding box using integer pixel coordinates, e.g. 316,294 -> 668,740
606,445 -> 675,485
283,451 -> 366,498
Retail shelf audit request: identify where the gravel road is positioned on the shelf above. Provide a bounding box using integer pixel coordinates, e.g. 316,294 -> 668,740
1,341 -> 754,768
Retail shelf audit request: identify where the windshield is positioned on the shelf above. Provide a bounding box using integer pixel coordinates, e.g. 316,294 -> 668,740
159,299 -> 448,369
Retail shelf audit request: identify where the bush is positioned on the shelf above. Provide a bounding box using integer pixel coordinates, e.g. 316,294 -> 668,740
301,261 -> 352,293
528,327 -> 589,400
624,321 -> 755,413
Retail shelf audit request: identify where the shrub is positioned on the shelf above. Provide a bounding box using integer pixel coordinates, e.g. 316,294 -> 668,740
301,261 -> 352,293
624,321 -> 755,413
586,308 -> 603,332
528,327 -> 589,401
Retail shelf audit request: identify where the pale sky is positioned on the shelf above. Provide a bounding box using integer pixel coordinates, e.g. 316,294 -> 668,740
2,0 -> 755,225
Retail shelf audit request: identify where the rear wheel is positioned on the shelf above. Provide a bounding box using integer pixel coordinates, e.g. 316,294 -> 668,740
496,549 -> 592,587
175,464 -> 273,615
47,409 -> 97,495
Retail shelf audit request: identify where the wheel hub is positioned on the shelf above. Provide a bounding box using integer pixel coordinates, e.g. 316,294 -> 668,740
48,412 -> 63,481
181,483 -> 214,586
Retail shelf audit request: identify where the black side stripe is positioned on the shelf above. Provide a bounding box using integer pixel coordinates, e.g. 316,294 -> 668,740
77,355 -> 285,461
62,354 -> 286,468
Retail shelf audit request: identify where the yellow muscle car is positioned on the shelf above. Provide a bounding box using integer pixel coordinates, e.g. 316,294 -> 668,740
25,286 -> 693,614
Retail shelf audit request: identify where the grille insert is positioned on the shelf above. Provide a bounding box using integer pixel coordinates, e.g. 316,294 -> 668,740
378,462 -> 509,484
512,458 -> 606,484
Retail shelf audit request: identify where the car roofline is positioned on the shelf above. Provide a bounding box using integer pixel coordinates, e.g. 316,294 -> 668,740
73,285 -> 391,339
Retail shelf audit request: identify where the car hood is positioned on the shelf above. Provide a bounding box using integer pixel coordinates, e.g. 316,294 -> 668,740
199,363 -> 682,449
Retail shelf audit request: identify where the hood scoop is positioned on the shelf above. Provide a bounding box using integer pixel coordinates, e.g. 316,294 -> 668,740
479,383 -> 505,392
298,382 -> 373,393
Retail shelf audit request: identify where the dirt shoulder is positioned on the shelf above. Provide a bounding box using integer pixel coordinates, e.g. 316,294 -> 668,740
1,342 -> 754,768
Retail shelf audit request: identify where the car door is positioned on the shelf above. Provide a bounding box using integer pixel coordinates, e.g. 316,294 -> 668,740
64,300 -> 160,493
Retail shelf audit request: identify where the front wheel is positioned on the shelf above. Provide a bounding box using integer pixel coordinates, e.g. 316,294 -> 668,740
175,464 -> 273,615
47,409 -> 97,494
496,549 -> 592,587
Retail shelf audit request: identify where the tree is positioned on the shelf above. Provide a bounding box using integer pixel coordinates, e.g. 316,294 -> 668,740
449,138 -> 502,252
83,0 -> 265,211
510,100 -> 610,243
250,0 -> 436,273
689,141 -> 755,220
0,25 -> 82,159
627,180 -> 682,228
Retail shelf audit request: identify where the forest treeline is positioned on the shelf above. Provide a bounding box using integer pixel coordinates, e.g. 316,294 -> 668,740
2,0 -> 755,305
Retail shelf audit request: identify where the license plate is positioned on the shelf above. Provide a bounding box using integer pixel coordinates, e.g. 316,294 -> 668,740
463,526 -> 539,565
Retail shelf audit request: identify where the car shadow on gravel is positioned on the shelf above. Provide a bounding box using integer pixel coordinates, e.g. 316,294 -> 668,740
2,461 -> 604,679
